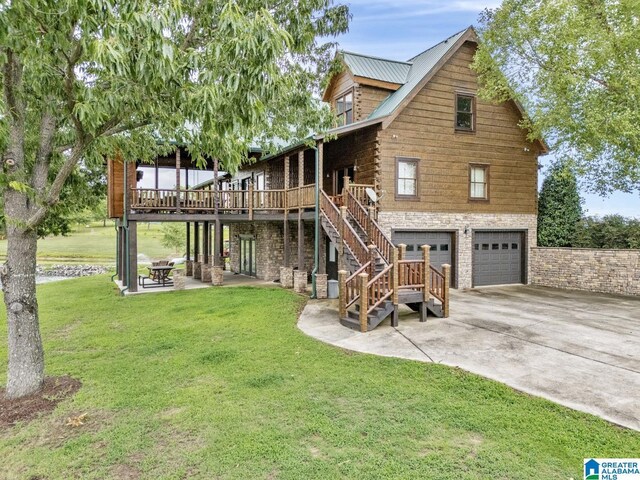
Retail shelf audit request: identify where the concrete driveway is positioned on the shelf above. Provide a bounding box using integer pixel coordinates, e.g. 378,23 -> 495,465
298,285 -> 640,430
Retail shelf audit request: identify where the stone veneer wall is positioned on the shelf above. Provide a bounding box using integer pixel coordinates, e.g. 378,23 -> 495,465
228,221 -> 315,281
530,248 -> 640,296
376,212 -> 537,289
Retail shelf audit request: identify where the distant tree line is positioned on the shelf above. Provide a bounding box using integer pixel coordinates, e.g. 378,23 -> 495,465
538,163 -> 640,249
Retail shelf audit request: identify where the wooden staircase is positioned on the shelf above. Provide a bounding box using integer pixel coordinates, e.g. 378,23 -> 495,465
319,184 -> 451,332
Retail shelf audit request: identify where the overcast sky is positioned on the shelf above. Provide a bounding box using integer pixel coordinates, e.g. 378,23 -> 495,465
333,0 -> 640,218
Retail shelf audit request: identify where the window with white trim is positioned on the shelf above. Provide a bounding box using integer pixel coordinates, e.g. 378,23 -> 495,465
396,158 -> 419,197
469,165 -> 488,200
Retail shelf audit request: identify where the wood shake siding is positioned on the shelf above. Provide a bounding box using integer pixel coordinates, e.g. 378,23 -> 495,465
378,41 -> 540,214
328,70 -> 356,101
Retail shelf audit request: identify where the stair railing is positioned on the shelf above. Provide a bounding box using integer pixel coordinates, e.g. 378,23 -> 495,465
366,263 -> 394,315
344,190 -> 395,265
320,190 -> 369,266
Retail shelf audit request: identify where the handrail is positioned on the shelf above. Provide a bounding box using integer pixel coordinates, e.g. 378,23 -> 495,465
345,190 -> 395,265
366,263 -> 394,314
344,262 -> 371,309
320,190 -> 369,266
429,265 -> 445,303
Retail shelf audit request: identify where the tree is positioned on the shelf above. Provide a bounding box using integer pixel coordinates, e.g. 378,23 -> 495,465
537,163 -> 583,247
160,223 -> 186,254
472,0 -> 640,194
574,215 -> 640,249
0,1 -> 349,398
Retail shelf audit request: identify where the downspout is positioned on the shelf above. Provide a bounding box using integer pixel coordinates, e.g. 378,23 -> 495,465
110,220 -> 119,282
311,143 -> 320,299
120,162 -> 130,296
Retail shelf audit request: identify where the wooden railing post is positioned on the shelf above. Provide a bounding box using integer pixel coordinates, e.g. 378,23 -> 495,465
342,175 -> 350,204
358,272 -> 369,333
392,247 -> 399,327
248,182 -> 254,220
422,244 -> 431,302
338,270 -> 348,319
442,264 -> 451,317
398,243 -> 406,261
366,206 -> 375,242
368,244 -> 377,277
338,206 -> 347,270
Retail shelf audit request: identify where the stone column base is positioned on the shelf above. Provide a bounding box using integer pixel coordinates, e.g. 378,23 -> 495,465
280,267 -> 294,288
315,274 -> 328,299
201,264 -> 212,283
173,269 -> 186,290
193,261 -> 202,280
294,271 -> 308,294
212,266 -> 224,286
185,260 -> 193,276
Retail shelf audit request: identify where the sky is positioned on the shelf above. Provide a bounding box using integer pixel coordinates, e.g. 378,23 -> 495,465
332,0 -> 640,218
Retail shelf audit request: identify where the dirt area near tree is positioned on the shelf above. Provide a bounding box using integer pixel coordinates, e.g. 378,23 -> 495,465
0,376 -> 81,428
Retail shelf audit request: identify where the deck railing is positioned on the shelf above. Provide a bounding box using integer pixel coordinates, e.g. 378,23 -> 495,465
345,190 -> 394,265
131,185 -> 315,216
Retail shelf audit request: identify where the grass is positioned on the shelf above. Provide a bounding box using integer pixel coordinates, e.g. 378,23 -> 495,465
1,277 -> 638,479
0,222 -> 184,264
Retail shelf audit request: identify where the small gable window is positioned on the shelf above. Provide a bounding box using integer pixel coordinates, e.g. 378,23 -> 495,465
456,93 -> 475,131
469,164 -> 489,200
335,90 -> 353,126
396,157 -> 419,198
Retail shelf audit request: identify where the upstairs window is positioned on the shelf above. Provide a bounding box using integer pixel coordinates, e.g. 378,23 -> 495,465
456,93 -> 475,131
396,157 -> 419,198
335,90 -> 353,126
469,164 -> 489,200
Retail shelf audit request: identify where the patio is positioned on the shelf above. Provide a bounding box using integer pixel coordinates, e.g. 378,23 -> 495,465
114,270 -> 276,295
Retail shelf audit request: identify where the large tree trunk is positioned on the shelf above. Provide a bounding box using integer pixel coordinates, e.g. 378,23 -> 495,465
1,220 -> 44,399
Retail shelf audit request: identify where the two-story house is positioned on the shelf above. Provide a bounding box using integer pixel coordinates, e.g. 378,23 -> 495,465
109,27 -> 546,330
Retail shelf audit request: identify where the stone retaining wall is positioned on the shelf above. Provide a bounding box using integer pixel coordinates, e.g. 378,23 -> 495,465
530,247 -> 640,296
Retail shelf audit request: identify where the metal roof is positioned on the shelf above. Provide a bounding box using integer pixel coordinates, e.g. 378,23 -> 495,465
341,51 -> 411,85
368,28 -> 469,120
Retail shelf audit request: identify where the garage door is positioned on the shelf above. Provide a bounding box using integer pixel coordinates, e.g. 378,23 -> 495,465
392,231 -> 454,285
473,231 -> 523,286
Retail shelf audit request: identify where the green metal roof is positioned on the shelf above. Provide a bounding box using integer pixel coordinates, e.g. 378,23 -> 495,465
368,28 -> 470,120
341,51 -> 411,85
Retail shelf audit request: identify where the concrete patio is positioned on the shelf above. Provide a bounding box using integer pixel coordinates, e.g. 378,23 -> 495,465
298,285 -> 640,431
114,270 -> 276,295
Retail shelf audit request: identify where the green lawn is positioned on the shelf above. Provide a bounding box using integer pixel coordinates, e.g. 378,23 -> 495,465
0,223 -> 182,264
1,277 -> 638,479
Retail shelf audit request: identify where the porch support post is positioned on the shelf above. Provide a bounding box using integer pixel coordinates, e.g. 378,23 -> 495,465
194,222 -> 200,259
128,221 -> 138,293
186,222 -> 193,276
283,155 -> 290,267
213,220 -> 222,267
317,141 -> 323,193
175,147 -> 181,213
297,218 -> 304,271
203,220 -> 210,264
298,150 -> 304,207
186,222 -> 191,261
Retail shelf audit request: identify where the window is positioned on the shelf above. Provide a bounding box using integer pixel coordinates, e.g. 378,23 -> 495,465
335,90 -> 353,126
396,158 -> 419,198
469,164 -> 489,200
455,93 -> 475,131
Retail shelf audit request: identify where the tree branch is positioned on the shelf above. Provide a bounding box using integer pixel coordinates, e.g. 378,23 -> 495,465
31,107 -> 57,195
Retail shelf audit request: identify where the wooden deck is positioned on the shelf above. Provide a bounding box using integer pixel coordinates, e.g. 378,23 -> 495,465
130,185 -> 316,216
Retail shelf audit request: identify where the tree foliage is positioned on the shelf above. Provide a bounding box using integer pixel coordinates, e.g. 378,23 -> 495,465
160,223 -> 186,254
473,0 -> 640,194
537,163 -> 583,247
0,0 -> 350,398
574,215 -> 640,249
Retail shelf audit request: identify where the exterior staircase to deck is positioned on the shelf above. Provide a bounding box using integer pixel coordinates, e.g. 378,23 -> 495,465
319,184 -> 451,332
